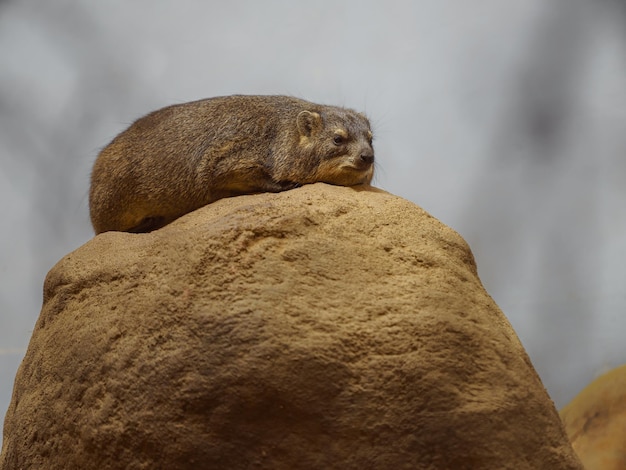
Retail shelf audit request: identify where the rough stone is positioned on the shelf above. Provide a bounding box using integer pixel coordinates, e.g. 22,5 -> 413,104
560,364 -> 626,469
1,183 -> 582,469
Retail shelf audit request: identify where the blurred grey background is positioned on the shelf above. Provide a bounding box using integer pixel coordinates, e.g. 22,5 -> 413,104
1,0 -> 625,436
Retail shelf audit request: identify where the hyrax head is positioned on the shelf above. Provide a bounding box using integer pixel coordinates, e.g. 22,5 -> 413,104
296,106 -> 375,186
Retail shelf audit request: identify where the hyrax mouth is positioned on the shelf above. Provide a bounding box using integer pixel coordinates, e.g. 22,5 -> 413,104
338,158 -> 375,184
311,155 -> 374,185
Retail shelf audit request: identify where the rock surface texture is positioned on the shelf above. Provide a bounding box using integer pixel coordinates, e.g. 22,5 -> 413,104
1,184 -> 582,469
560,364 -> 626,469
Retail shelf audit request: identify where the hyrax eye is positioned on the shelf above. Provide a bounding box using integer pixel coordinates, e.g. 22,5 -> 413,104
333,134 -> 345,145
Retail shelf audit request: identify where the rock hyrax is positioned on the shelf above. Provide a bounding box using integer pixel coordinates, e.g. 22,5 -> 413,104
89,95 -> 375,234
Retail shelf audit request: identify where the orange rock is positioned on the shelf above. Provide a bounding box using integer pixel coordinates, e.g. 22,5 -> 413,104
560,364 -> 626,470
1,184 -> 582,469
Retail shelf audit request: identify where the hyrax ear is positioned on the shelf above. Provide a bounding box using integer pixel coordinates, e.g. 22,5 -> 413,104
297,111 -> 322,138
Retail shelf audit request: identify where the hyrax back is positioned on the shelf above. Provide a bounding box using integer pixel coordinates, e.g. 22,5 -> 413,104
89,95 -> 375,234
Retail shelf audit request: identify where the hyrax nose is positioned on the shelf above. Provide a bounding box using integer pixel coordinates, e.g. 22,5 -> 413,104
360,153 -> 375,165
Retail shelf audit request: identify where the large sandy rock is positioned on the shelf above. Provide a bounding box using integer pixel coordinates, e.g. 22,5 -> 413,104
1,184 -> 582,469
560,364 -> 626,469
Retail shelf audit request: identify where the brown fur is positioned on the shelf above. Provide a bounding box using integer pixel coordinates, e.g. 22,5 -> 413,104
89,95 -> 375,234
